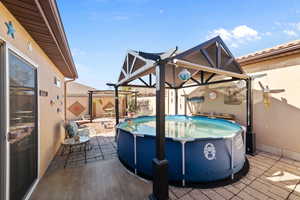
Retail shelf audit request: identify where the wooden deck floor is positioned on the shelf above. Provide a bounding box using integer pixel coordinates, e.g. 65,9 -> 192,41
30,159 -> 152,200
30,133 -> 300,200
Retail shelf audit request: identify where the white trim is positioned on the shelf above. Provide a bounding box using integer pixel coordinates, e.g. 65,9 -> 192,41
23,178 -> 40,200
117,50 -> 155,85
126,55 -> 129,73
4,42 -> 9,200
129,56 -> 137,74
0,39 -> 6,200
4,40 -> 40,200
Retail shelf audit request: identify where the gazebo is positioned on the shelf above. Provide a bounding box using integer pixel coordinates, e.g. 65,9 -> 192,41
87,89 -> 138,122
107,36 -> 255,200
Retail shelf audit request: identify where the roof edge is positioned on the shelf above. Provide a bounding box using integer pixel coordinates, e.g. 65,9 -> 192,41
237,40 -> 300,66
36,0 -> 77,78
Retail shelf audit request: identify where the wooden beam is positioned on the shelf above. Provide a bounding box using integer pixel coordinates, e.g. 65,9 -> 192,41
217,43 -> 221,68
149,73 -> 152,86
190,77 -> 201,85
200,71 -> 204,83
172,59 -> 249,79
200,48 -> 215,68
138,77 -> 150,87
225,57 -> 234,67
205,73 -> 215,83
181,78 -> 238,88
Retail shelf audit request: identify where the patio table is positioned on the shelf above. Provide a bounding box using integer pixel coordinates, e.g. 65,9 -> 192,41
61,136 -> 90,168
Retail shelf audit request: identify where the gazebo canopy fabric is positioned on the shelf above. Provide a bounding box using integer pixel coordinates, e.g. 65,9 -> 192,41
117,36 -> 249,89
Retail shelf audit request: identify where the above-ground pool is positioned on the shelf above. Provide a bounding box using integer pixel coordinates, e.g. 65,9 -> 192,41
117,115 -> 246,186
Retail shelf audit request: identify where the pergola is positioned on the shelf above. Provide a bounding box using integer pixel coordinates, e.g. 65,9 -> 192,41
107,36 -> 255,200
88,90 -> 138,123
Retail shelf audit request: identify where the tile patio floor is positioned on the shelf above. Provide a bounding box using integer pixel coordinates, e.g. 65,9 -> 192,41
30,132 -> 300,200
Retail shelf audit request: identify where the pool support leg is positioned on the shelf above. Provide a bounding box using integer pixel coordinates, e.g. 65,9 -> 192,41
150,61 -> 169,200
175,88 -> 178,115
231,137 -> 234,180
181,141 -> 186,187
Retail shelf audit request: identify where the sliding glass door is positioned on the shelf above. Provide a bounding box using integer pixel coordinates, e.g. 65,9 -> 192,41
8,51 -> 38,200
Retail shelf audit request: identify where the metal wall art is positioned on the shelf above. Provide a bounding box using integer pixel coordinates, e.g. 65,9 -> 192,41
5,21 -> 16,39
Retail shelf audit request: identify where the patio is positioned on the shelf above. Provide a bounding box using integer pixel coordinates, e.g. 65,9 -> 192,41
30,130 -> 300,200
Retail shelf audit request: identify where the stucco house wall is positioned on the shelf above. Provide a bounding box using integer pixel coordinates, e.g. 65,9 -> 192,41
0,3 -> 67,177
242,52 -> 300,160
66,82 -> 128,120
67,95 -> 127,120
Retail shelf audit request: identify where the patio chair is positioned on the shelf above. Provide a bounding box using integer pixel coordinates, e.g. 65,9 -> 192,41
62,121 -> 93,156
65,121 -> 91,138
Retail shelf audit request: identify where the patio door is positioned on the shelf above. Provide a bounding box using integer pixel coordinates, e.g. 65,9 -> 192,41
8,51 -> 38,200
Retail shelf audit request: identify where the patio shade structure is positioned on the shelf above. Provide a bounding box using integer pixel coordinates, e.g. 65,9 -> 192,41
88,90 -> 138,122
107,36 -> 255,200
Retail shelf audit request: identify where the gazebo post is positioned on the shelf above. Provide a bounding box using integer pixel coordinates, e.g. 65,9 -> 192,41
88,91 -> 93,123
125,94 -> 128,117
134,91 -> 137,113
246,78 -> 256,155
174,89 -> 178,115
114,86 -> 120,125
149,61 -> 169,200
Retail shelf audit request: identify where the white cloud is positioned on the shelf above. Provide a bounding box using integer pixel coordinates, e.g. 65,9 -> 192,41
275,21 -> 300,36
290,22 -> 300,31
71,48 -> 87,57
283,30 -> 298,37
207,25 -> 261,48
231,25 -> 260,40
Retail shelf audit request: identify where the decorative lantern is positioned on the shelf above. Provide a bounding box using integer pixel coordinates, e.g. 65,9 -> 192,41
236,80 -> 246,89
209,92 -> 217,100
178,69 -> 191,81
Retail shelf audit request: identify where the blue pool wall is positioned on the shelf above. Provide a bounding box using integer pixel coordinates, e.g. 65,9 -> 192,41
117,116 -> 246,183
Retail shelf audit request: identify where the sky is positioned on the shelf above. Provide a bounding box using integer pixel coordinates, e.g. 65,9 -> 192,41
57,0 -> 300,89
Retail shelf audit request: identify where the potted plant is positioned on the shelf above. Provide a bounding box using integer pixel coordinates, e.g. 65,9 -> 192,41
127,99 -> 136,118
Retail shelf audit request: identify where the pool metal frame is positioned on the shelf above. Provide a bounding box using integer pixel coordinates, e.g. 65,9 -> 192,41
107,36 -> 255,200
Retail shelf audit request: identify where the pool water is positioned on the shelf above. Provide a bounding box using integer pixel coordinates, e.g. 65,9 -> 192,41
118,116 -> 242,139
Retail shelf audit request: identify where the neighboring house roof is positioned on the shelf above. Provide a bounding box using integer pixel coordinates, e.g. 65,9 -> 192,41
68,82 -> 95,95
67,82 -> 139,97
2,0 -> 78,78
237,39 -> 300,66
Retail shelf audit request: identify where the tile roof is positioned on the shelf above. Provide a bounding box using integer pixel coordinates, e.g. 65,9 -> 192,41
237,39 -> 300,65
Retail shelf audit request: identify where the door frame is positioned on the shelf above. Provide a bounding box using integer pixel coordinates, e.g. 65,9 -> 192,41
1,37 -> 41,200
0,40 -> 7,200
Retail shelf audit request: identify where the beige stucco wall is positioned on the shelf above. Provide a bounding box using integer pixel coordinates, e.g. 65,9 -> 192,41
66,95 -> 127,120
242,53 -> 300,158
0,3 -> 67,177
67,96 -> 89,120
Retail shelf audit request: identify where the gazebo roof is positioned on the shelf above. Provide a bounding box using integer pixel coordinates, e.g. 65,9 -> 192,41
116,36 -> 249,89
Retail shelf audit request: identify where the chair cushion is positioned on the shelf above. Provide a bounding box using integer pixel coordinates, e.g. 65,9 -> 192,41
66,121 -> 79,138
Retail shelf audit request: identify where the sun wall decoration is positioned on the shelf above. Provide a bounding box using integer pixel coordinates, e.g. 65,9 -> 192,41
258,81 -> 285,108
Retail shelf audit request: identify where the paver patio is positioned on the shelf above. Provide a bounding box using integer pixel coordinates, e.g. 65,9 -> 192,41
30,132 -> 300,200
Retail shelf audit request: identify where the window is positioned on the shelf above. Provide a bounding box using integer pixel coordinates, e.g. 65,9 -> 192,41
54,76 -> 61,88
